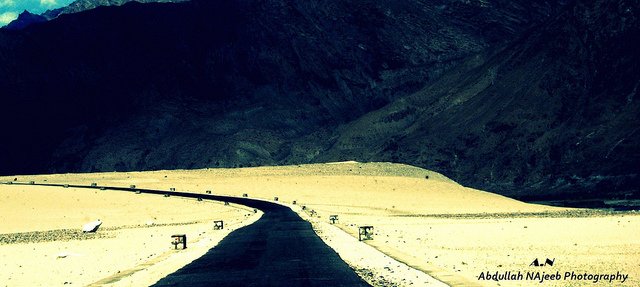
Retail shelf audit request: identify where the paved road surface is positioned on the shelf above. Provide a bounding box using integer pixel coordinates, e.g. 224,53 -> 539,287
152,194 -> 370,287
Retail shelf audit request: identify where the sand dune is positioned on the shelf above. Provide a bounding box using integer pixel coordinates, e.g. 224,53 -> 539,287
1,162 -> 638,286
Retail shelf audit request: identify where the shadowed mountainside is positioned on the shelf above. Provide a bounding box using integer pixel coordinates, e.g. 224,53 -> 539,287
321,0 -> 640,199
1,0 -> 637,200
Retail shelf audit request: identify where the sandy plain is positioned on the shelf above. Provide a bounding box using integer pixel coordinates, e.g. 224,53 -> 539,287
1,161 -> 638,286
0,184 -> 260,286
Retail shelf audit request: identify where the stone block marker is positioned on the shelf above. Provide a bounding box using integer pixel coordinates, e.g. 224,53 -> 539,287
171,234 -> 187,250
358,226 -> 374,241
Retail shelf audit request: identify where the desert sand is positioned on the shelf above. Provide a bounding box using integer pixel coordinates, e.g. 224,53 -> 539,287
1,162 -> 638,286
0,184 -> 260,286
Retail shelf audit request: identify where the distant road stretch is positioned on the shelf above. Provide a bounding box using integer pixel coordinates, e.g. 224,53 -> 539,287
4,182 -> 370,287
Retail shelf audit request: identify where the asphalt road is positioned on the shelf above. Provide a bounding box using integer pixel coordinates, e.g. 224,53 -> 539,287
152,194 -> 370,287
3,182 -> 370,287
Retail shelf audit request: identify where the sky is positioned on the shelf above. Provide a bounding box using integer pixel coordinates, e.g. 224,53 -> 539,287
0,0 -> 75,26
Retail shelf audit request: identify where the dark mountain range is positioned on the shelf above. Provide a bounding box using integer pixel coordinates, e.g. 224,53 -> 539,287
0,0 -> 637,201
2,0 -> 187,29
322,0 -> 640,200
4,11 -> 47,30
40,0 -> 188,19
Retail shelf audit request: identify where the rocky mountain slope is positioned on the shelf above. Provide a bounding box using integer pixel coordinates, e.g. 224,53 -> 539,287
1,0 -> 637,200
322,0 -> 640,199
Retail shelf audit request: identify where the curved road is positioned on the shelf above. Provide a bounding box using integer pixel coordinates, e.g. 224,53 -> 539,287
4,182 -> 370,286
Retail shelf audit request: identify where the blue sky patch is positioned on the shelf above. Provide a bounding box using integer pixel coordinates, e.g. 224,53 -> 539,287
1,0 -> 74,25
